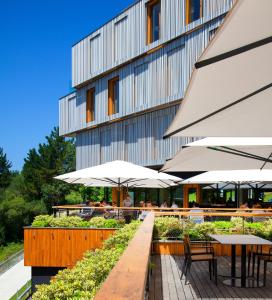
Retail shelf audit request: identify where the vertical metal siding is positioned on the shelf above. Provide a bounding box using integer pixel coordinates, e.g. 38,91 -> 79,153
59,93 -> 76,136
72,0 -> 234,87
76,105 -> 194,169
60,16 -> 225,136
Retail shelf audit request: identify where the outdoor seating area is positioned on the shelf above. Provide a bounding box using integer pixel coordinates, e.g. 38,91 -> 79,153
149,255 -> 272,300
18,0 -> 272,298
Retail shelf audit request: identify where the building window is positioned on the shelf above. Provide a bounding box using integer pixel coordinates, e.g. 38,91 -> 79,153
186,0 -> 202,25
114,16 -> 128,62
86,88 -> 95,123
108,77 -> 119,115
209,27 -> 218,41
134,63 -> 148,108
90,34 -> 101,74
147,0 -> 161,44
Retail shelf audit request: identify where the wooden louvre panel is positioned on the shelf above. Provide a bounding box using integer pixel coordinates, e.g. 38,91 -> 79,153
186,0 -> 203,25
108,76 -> 119,115
86,88 -> 95,123
146,0 -> 161,45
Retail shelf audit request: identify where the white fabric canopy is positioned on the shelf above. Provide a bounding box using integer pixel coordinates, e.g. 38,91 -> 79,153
203,183 -> 272,190
162,137 -> 272,172
164,0 -> 272,138
182,170 -> 272,185
55,160 -> 181,188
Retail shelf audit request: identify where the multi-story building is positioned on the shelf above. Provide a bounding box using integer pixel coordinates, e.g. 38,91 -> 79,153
59,0 -> 234,206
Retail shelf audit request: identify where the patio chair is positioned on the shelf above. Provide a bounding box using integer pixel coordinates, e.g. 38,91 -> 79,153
181,235 -> 217,285
248,245 -> 266,276
256,247 -> 272,286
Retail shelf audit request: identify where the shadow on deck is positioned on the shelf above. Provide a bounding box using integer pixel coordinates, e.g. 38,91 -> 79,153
149,255 -> 272,300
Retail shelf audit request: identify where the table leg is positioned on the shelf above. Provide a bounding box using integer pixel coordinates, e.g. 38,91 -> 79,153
241,244 -> 247,287
231,244 -> 236,278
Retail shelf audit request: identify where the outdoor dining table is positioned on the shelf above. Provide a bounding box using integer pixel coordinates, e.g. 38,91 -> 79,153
209,234 -> 272,288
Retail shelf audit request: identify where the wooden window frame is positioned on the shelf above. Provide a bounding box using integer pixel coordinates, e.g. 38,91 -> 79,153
86,88 -> 95,123
185,0 -> 203,25
108,76 -> 119,116
146,0 -> 161,45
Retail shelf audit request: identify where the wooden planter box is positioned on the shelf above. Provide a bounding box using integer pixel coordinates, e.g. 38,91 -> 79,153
24,227 -> 116,268
152,240 -> 271,256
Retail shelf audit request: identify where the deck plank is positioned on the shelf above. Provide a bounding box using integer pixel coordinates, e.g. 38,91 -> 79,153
149,255 -> 272,300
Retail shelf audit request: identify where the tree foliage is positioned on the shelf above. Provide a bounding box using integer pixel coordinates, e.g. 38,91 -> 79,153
0,147 -> 12,191
22,127 -> 76,212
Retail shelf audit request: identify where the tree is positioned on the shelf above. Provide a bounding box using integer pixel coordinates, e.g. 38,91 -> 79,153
0,147 -> 12,190
22,127 -> 76,212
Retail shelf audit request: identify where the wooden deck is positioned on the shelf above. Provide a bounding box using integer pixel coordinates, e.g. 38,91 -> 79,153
149,255 -> 272,300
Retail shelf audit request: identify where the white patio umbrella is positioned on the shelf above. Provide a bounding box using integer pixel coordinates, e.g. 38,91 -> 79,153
203,183 -> 272,190
162,137 -> 272,172
164,0 -> 272,138
55,160 -> 181,188
182,170 -> 272,185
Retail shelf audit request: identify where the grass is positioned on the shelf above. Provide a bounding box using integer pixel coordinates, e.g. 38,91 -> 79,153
0,242 -> 23,263
9,280 -> 31,300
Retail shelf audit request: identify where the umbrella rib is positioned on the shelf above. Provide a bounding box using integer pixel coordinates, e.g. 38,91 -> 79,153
164,82 -> 272,138
96,178 -> 118,185
195,36 -> 272,69
260,151 -> 272,170
208,146 -> 272,165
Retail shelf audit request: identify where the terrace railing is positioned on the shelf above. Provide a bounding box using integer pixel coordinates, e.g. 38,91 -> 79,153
94,212 -> 155,300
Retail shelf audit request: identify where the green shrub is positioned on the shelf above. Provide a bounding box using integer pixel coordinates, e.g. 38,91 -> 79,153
32,215 -> 54,227
104,221 -> 140,251
213,221 -> 233,230
32,221 -> 140,300
31,215 -> 125,229
103,219 -> 121,228
153,217 -> 182,239
194,222 -> 216,240
89,217 -> 107,228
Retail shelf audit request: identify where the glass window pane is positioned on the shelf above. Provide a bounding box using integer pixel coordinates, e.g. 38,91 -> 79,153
114,80 -> 119,114
152,3 -> 160,42
189,0 -> 201,23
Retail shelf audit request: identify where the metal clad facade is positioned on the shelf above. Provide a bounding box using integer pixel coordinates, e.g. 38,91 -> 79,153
59,93 -> 76,136
60,17 -> 225,136
59,0 -> 234,169
72,0 -> 233,87
76,105 -> 193,170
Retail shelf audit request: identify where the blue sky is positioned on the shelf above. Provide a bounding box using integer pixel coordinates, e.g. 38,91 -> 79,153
0,0 -> 134,171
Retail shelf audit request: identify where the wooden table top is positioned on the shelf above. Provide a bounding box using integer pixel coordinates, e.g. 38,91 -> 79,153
209,234 -> 272,246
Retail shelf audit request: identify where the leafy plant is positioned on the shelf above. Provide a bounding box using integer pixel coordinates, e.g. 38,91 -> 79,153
49,216 -> 90,228
32,215 -> 54,227
32,221 -> 140,300
31,215 -> 125,229
153,217 -> 183,240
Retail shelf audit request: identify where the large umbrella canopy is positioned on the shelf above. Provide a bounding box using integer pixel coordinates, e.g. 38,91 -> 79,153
182,170 -> 272,185
55,160 -> 181,188
162,137 -> 272,172
164,0 -> 272,138
203,183 -> 272,190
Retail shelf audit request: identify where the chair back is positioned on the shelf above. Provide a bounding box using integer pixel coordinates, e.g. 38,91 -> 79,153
183,234 -> 191,258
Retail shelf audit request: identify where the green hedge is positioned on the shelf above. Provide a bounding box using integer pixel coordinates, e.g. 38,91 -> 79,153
31,215 -> 124,229
32,221 -> 140,300
153,217 -> 272,241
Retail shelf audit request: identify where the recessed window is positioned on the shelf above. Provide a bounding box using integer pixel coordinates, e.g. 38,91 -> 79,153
86,88 -> 95,123
186,0 -> 202,25
108,77 -> 119,115
147,0 -> 161,44
209,27 -> 218,41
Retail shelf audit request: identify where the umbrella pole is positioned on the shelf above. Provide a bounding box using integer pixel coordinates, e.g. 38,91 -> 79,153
117,179 -> 121,219
235,183 -> 238,208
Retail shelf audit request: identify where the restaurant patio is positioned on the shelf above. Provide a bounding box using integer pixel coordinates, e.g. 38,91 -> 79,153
149,254 -> 272,300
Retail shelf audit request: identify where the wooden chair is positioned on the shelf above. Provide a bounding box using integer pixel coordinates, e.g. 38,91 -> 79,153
248,245 -> 265,276
256,248 -> 272,286
181,235 -> 217,285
